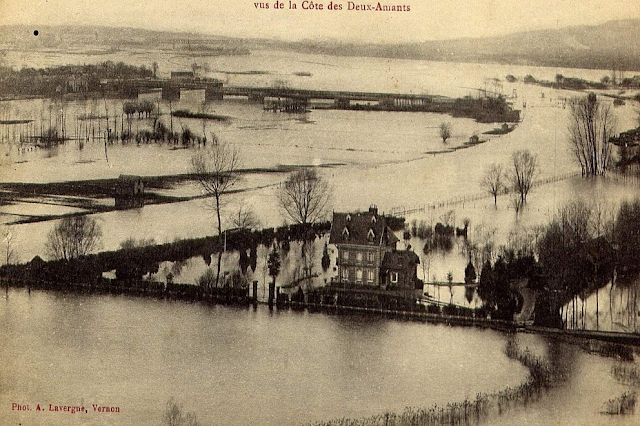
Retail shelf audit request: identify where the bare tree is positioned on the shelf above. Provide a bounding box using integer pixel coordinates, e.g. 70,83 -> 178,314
439,122 -> 452,143
510,192 -> 523,218
2,225 -> 17,265
589,200 -> 615,240
45,216 -> 102,260
481,163 -> 504,206
162,398 -> 200,426
229,205 -> 260,230
191,137 -> 241,287
301,240 -> 317,293
191,137 -> 241,236
507,150 -> 538,204
278,168 -> 332,225
568,93 -> 617,176
199,101 -> 209,142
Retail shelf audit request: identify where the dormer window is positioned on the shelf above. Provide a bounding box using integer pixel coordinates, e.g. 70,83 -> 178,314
342,227 -> 350,240
371,215 -> 377,224
367,228 -> 375,242
346,214 -> 351,222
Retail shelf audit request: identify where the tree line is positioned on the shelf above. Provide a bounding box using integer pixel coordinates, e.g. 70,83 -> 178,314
0,62 -> 152,98
0,220 -> 333,286
468,198 -> 640,328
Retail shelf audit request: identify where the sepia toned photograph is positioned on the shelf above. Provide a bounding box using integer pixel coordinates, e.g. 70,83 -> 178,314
1,1 -> 640,424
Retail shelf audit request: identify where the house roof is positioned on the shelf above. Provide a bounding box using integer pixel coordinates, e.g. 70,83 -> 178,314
329,211 -> 399,246
610,127 -> 640,147
381,250 -> 420,270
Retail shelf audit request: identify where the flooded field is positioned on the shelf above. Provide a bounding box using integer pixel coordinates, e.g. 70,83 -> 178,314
2,46 -> 640,424
2,49 -> 640,327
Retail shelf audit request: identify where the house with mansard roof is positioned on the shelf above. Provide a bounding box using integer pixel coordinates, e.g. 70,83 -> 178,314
329,205 -> 421,296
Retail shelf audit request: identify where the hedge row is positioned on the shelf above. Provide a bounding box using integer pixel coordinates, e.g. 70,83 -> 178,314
1,222 -> 333,285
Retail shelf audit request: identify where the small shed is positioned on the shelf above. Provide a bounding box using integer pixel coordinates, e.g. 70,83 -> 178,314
115,175 -> 144,209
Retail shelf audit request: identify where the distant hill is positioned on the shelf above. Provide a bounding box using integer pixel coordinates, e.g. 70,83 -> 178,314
0,25 -> 251,55
1,20 -> 639,71
283,19 -> 640,71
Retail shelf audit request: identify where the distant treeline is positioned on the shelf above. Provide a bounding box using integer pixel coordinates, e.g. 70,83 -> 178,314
346,96 -> 520,123
520,74 -> 606,91
0,61 -> 152,98
451,96 -> 520,123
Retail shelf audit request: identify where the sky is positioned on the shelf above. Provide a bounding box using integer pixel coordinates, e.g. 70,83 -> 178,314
0,0 -> 639,43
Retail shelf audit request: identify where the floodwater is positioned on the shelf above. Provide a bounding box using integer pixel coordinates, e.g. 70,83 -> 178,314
2,48 -> 640,424
1,51 -> 639,262
0,289 -> 528,425
1,290 -> 638,426
2,48 -> 640,324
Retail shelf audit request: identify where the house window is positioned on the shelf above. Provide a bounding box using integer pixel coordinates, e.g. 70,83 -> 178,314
368,270 -> 375,282
342,250 -> 349,260
356,252 -> 363,262
390,271 -> 398,284
367,252 -> 375,262
356,269 -> 363,282
341,268 -> 348,280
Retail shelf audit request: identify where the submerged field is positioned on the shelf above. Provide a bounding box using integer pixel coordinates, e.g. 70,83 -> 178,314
2,45 -> 640,425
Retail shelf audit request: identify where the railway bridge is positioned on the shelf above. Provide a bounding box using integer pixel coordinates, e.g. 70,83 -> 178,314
100,78 -> 450,109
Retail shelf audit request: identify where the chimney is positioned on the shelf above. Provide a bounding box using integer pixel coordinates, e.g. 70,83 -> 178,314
369,204 -> 378,215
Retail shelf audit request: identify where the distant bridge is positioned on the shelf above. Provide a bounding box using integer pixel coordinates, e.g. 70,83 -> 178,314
100,78 -> 451,107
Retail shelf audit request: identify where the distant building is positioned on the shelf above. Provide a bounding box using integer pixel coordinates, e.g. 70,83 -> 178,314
610,127 -> 640,147
328,205 -> 421,297
609,127 -> 640,171
115,175 -> 144,209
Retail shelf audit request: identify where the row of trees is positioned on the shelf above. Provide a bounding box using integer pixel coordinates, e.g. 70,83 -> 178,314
481,150 -> 538,208
466,196 -> 640,327
567,93 -> 616,176
190,137 -> 332,287
122,100 -> 156,118
481,93 -> 618,210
